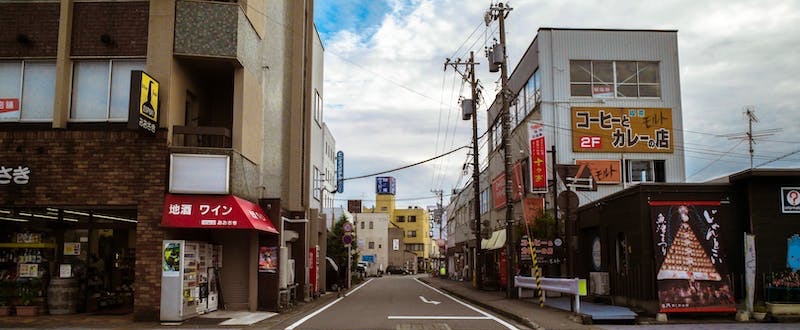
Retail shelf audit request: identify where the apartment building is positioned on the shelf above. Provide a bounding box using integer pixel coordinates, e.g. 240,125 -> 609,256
0,0 -> 326,320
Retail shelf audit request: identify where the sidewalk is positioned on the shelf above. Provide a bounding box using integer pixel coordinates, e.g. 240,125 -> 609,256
419,275 -> 602,330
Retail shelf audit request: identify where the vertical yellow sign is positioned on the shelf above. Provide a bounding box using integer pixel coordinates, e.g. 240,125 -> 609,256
139,72 -> 159,121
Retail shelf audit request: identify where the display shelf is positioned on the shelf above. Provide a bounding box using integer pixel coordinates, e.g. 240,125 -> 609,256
0,243 -> 55,249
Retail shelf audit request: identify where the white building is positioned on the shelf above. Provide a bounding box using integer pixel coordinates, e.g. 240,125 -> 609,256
448,28 -> 687,283
354,212 -> 390,276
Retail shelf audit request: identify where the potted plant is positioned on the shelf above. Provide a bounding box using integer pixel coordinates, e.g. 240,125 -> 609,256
752,303 -> 768,321
14,281 -> 40,316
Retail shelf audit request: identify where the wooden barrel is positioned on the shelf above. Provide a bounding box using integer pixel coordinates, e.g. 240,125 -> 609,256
47,278 -> 79,314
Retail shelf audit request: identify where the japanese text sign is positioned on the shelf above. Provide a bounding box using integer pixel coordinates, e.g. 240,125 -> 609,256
528,122 -> 547,193
575,160 -> 621,184
572,107 -> 673,153
0,165 -> 30,185
491,162 -> 524,209
162,194 -> 277,233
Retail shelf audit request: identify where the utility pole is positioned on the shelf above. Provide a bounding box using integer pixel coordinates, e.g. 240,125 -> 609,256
486,1 -> 514,298
445,51 -> 482,289
430,189 -> 443,271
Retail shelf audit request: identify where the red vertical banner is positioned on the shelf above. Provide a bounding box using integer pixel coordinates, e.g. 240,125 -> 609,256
528,122 -> 547,193
309,246 -> 318,294
498,249 -> 507,287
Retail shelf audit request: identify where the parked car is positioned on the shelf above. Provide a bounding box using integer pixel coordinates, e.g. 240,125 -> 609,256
386,265 -> 408,275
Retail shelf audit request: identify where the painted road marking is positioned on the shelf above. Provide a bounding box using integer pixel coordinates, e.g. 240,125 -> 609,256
389,315 -> 491,320
420,295 -> 442,305
285,278 -> 373,330
415,278 -> 521,330
346,277 -> 373,297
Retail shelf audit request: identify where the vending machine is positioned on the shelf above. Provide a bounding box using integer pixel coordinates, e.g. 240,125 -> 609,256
160,240 -> 201,321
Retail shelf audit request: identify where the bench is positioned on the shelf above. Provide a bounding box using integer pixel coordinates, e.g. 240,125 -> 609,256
514,276 -> 587,313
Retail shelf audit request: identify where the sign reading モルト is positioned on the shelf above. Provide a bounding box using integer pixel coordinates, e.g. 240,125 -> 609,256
572,107 -> 673,153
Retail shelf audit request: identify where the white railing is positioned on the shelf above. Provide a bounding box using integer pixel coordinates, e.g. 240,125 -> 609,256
514,276 -> 587,313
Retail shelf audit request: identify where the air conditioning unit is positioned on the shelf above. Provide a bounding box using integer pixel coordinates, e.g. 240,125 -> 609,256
589,272 -> 610,295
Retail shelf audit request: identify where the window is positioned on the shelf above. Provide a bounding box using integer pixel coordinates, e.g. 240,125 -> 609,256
625,160 -> 666,183
408,216 -> 416,222
396,216 -> 405,222
313,167 -> 322,200
491,119 -> 502,151
368,241 -> 375,249
313,89 -> 322,125
0,61 -> 56,122
570,60 -> 660,98
369,221 -> 373,229
71,60 -> 145,121
407,243 -> 424,251
360,221 -> 364,229
407,230 -> 417,238
380,207 -> 388,211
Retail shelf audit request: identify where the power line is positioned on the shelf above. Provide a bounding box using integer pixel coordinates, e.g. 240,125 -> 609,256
342,145 -> 469,181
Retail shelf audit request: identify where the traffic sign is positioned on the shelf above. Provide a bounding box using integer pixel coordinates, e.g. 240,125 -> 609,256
343,222 -> 353,232
342,233 -> 353,245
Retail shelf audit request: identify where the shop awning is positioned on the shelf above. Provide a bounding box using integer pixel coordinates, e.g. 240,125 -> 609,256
481,229 -> 506,250
162,194 -> 278,233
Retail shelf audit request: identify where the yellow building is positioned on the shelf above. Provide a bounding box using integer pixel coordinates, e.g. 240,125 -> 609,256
371,193 -> 431,272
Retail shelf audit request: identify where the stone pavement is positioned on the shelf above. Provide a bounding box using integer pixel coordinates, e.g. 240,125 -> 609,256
419,275 -> 601,330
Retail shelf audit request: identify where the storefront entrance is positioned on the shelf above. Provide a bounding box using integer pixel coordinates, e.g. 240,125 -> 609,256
0,207 -> 136,316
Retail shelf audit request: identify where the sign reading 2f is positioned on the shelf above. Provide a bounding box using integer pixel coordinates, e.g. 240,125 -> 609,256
579,136 -> 602,149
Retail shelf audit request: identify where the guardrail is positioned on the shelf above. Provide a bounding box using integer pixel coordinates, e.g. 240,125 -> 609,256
514,276 -> 587,313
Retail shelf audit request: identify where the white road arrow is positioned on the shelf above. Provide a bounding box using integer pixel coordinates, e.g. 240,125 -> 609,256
419,295 -> 441,305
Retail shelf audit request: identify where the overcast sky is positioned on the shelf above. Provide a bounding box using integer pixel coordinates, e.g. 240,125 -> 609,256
314,0 -> 800,213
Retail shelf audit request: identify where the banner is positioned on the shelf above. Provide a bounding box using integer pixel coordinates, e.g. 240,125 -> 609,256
522,197 -> 545,225
650,201 -> 735,313
528,122 -> 548,193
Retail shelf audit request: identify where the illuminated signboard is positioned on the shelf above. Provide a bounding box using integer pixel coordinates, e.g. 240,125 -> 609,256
376,176 -> 396,195
572,107 -> 673,153
128,70 -> 160,135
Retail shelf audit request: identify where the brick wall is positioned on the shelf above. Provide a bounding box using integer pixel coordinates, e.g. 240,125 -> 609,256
71,1 -> 149,57
0,129 -> 168,320
0,2 -> 60,58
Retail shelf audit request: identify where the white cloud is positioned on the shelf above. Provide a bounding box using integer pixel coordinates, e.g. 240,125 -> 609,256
320,0 -> 800,208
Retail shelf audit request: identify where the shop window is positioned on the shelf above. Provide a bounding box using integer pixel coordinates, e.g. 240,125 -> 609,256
570,60 -> 660,98
625,160 -> 666,183
70,60 -> 145,122
409,216 -> 416,222
0,61 -> 56,122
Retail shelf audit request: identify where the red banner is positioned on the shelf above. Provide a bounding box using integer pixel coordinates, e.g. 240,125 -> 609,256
528,122 -> 547,193
492,162 -> 525,210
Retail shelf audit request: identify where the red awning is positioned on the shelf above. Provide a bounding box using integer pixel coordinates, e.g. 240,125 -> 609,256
162,194 -> 278,233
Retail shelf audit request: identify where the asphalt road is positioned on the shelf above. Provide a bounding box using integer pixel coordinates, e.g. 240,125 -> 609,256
278,275 -> 530,330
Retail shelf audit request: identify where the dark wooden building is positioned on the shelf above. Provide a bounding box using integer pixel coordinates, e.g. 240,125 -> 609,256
576,169 -> 800,314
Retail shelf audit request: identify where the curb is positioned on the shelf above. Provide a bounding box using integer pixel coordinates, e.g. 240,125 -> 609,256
420,278 -> 546,330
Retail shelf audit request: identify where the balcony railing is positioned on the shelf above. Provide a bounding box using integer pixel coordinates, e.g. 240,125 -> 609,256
172,125 -> 231,148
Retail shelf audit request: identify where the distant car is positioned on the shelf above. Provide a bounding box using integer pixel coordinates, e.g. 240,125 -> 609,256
386,265 -> 408,275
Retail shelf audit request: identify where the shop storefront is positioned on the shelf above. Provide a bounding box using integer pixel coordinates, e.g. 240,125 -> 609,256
1,130 -> 169,318
1,208 -> 138,316
158,193 -> 278,321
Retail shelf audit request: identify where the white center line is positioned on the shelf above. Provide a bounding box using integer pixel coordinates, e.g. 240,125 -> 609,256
388,316 -> 491,320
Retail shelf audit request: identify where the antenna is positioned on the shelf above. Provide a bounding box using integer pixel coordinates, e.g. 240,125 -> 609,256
721,106 -> 782,168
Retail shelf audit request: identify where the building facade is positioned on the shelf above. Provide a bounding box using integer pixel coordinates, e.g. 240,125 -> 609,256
353,212 -> 389,276
447,28 -> 686,287
0,0 -> 325,320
